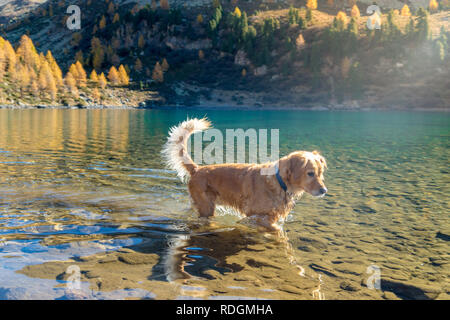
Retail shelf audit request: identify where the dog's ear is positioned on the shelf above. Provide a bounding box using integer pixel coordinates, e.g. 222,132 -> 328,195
313,150 -> 327,169
288,153 -> 307,182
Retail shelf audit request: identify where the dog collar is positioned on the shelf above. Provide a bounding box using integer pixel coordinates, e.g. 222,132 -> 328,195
275,164 -> 288,192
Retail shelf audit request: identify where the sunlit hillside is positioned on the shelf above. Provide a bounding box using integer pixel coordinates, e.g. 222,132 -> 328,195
0,0 -> 448,108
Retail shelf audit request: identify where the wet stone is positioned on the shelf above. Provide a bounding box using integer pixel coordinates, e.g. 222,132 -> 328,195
117,252 -> 158,265
339,281 -> 360,292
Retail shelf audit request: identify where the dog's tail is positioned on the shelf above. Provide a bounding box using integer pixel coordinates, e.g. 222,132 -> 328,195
162,118 -> 211,182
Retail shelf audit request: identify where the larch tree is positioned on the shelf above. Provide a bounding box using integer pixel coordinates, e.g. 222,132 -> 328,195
92,87 -> 101,102
40,61 -> 57,99
351,5 -> 360,19
68,64 -> 79,85
38,60 -> 57,100
429,0 -> 438,12
134,58 -> 143,73
107,66 -> 120,86
16,35 -> 40,70
336,11 -> 348,25
113,13 -> 120,24
46,51 -> 63,87
30,79 -> 39,97
161,58 -> 169,72
118,64 -> 129,86
98,72 -> 108,89
4,40 -> 17,73
17,64 -> 30,91
89,69 -> 99,84
99,16 -> 107,30
75,61 -> 87,87
91,37 -> 105,71
65,72 -> 78,95
0,48 -> 4,79
401,5 -> 411,17
152,62 -> 164,83
306,0 -> 317,10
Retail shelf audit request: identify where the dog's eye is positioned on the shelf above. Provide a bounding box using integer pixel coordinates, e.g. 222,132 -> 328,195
308,172 -> 315,177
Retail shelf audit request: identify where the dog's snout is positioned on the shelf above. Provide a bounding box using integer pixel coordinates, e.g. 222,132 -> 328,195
319,187 -> 327,195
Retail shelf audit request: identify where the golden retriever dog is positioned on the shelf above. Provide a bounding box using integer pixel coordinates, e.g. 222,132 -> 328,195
162,118 -> 327,231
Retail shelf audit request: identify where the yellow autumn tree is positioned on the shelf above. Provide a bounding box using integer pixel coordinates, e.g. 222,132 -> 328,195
75,61 -> 87,86
296,33 -> 305,49
234,7 -> 242,18
16,35 -> 40,70
46,50 -> 63,87
401,5 -> 411,17
89,70 -> 99,84
118,64 -> 129,86
65,72 -> 78,95
92,87 -> 100,102
306,0 -> 317,10
0,47 -> 5,79
98,72 -> 107,89
30,79 -> 39,97
429,0 -> 438,12
38,65 -> 48,91
39,60 -> 58,100
3,40 -> 17,73
16,64 -> 30,91
336,11 -> 347,24
197,14 -> 204,24
351,5 -> 360,19
107,66 -> 120,86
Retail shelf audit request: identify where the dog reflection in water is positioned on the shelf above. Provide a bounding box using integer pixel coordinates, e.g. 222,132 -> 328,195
161,222 -> 325,300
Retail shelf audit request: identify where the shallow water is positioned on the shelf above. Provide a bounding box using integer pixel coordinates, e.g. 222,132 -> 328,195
0,109 -> 448,300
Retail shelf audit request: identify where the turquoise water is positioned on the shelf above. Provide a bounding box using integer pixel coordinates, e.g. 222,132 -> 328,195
0,109 -> 448,300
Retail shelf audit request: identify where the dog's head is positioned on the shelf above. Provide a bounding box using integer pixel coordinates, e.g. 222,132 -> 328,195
282,151 -> 327,197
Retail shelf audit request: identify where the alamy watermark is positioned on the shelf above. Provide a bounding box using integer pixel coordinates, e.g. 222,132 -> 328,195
66,264 -> 81,293
366,264 -> 381,290
366,5 -> 382,30
186,128 -> 280,175
66,5 -> 81,30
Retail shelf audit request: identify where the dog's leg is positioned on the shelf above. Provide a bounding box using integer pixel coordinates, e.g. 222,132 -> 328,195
190,189 -> 216,218
256,217 -> 280,232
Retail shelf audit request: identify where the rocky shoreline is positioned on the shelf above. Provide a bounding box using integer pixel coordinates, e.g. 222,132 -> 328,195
1,102 -> 448,112
1,83 -> 448,112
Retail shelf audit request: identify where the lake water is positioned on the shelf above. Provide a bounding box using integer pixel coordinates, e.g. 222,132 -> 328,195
0,109 -> 448,300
